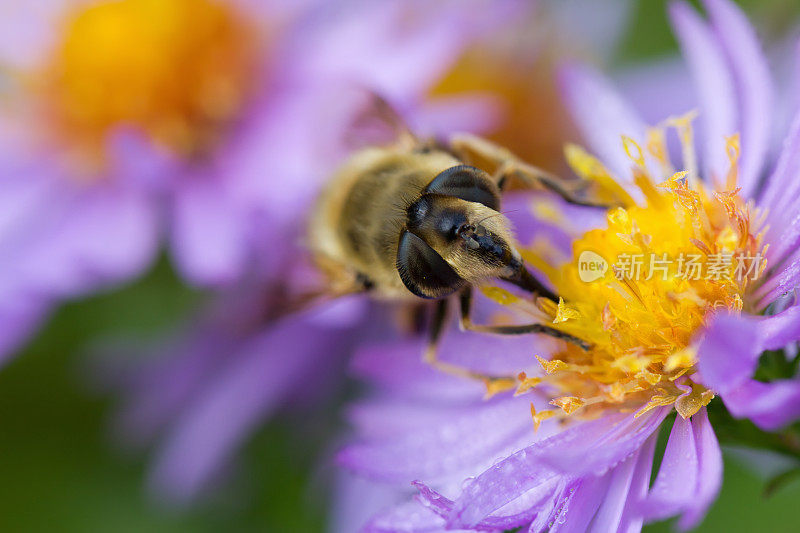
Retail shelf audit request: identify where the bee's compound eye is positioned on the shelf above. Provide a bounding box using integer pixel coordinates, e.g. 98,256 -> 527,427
396,230 -> 466,299
424,165 -> 500,210
407,196 -> 466,242
407,196 -> 430,226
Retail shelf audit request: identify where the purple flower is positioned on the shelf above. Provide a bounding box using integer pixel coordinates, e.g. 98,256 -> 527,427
102,278 -> 372,503
0,0 -> 511,363
97,0 -> 529,504
336,0 -> 800,530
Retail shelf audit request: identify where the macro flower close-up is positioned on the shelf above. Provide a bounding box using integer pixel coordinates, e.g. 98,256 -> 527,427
1,0 -> 800,532
336,0 -> 800,531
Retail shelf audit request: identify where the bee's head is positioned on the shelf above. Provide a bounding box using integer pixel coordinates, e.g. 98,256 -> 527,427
396,165 -> 523,299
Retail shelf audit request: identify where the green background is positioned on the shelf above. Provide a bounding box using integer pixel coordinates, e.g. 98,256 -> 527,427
2,1 -> 800,531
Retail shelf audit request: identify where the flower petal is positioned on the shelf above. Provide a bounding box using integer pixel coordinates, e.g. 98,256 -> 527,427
0,185 -> 159,299
758,305 -> 800,350
351,328 -> 540,401
445,410 -> 667,528
528,478 -> 572,533
551,475 -> 610,533
757,111 -> 800,306
755,252 -> 800,310
331,473 -> 410,533
338,396 -> 535,485
699,306 -> 800,395
289,0 -> 524,103
721,379 -> 800,431
170,178 -> 249,287
413,94 -> 501,138
668,1 -> 737,181
760,108 -> 800,226
678,408 -> 722,530
699,307 -> 800,430
538,408 -> 669,477
618,432 -> 658,533
0,0 -> 72,70
415,479 -> 555,531
697,313 -> 762,395
112,328 -> 238,449
642,415 -> 698,521
588,450 -> 639,533
617,58 -> 695,127
558,63 -> 648,181
703,0 -> 773,198
148,300 -> 354,502
0,297 -> 49,364
363,499 -> 449,533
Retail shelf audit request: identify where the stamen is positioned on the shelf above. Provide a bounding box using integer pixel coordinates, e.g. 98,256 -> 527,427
664,111 -> 699,184
507,119 -> 766,425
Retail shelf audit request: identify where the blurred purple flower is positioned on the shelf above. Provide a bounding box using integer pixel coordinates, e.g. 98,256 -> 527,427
102,272 -> 373,502
94,0 -> 529,504
0,0 -> 511,362
335,0 -> 800,530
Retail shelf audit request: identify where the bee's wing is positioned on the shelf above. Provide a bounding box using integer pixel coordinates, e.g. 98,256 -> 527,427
340,89 -> 419,151
223,280 -> 365,331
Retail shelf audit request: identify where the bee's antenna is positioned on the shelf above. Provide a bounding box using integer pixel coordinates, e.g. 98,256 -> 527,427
475,211 -> 507,226
474,209 -> 520,228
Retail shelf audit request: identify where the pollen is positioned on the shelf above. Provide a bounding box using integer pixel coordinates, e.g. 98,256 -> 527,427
553,298 -> 580,323
519,114 -> 766,422
43,0 -> 256,166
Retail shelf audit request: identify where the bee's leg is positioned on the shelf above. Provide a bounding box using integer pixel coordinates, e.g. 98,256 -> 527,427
458,287 -> 591,351
449,133 -> 607,208
423,298 -> 515,383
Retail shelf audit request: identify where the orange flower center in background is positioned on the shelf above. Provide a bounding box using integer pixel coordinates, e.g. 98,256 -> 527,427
430,39 -> 578,176
44,0 -> 257,165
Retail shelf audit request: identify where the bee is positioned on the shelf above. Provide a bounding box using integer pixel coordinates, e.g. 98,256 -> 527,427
308,97 -> 598,380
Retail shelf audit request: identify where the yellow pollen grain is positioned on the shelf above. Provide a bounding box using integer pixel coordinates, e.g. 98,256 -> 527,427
675,383 -> 715,419
515,372 -> 542,396
553,298 -> 580,324
657,171 -> 689,190
483,377 -> 518,398
551,396 -> 585,415
530,404 -> 557,431
536,355 -> 569,375
607,207 -> 631,230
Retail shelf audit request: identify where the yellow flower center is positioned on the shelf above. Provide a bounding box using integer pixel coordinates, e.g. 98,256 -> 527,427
43,0 -> 256,167
498,115 -> 768,425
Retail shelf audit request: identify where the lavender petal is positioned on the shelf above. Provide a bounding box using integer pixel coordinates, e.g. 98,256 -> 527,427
668,1 -> 737,181
703,0 -> 773,197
